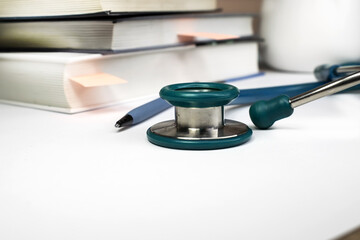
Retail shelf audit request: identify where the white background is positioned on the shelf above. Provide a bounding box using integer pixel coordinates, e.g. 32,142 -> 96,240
1,71 -> 360,240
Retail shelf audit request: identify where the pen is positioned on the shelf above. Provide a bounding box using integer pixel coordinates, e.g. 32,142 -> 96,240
115,72 -> 265,128
115,97 -> 171,128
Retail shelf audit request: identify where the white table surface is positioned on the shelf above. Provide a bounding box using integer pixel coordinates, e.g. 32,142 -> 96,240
1,71 -> 360,240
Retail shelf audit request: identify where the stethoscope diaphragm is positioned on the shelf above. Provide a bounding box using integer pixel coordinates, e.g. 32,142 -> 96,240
147,82 -> 252,150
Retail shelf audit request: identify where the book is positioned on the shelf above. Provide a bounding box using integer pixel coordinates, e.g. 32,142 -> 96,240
0,14 -> 254,52
0,39 -> 259,113
0,0 -> 217,19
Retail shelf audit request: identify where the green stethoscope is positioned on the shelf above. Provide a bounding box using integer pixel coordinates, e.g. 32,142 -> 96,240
147,63 -> 360,150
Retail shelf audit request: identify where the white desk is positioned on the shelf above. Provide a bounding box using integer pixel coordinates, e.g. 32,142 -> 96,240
1,71 -> 360,240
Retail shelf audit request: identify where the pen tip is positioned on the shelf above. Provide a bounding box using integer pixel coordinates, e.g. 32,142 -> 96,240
115,114 -> 133,128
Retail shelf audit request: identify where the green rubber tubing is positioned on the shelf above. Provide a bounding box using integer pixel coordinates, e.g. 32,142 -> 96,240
147,127 -> 253,150
249,95 -> 294,129
159,82 -> 239,108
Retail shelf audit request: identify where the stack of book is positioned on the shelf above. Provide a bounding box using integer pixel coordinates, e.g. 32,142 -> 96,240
0,0 -> 260,113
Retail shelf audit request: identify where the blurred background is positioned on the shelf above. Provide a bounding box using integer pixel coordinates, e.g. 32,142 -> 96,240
218,0 -> 262,33
217,0 -> 360,72
217,0 -> 262,14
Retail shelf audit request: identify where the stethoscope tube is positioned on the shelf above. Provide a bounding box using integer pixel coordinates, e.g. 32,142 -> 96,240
229,81 -> 326,106
229,62 -> 360,105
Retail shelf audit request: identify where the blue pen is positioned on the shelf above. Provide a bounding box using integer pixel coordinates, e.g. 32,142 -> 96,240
115,98 -> 171,128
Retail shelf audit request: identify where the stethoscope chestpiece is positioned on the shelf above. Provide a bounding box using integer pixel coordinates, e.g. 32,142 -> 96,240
147,82 -> 252,150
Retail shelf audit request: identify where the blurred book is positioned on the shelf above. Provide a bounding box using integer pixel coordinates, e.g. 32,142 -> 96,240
0,14 -> 254,52
0,39 -> 259,113
0,0 -> 217,19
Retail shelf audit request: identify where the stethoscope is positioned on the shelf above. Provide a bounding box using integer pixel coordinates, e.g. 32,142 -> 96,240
147,63 -> 360,150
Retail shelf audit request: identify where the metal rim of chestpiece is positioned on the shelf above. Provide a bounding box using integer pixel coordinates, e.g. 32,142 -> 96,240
147,82 -> 252,150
